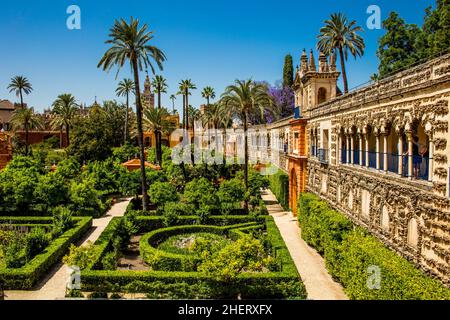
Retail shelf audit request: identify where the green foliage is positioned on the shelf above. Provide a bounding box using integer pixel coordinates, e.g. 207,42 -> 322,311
52,206 -> 74,237
102,251 -> 118,271
377,2 -> 450,77
217,177 -> 246,213
33,172 -> 69,213
197,234 -> 275,282
23,227 -> 51,260
68,179 -> 105,217
0,217 -> 92,289
63,242 -> 99,271
237,169 -> 269,199
183,178 -> 219,210
111,143 -> 140,162
297,193 -> 450,300
148,182 -> 179,207
55,157 -> 80,180
268,169 -> 289,210
283,54 -> 294,88
81,158 -> 126,195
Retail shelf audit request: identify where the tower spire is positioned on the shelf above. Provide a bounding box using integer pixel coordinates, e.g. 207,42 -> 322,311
309,49 -> 316,72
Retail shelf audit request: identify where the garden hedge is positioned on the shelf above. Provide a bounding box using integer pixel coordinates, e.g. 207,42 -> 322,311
81,216 -> 307,299
0,217 -> 92,289
268,170 -> 289,210
139,223 -> 260,271
298,193 -> 450,300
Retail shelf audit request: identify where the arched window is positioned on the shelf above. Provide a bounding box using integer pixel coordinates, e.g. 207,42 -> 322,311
407,218 -> 418,247
318,87 -> 327,104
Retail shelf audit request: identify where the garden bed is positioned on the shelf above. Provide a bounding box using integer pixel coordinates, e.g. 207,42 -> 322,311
0,216 -> 92,289
79,215 -> 306,299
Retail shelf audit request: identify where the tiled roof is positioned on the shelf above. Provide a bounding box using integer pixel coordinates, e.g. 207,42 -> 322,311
0,100 -> 14,110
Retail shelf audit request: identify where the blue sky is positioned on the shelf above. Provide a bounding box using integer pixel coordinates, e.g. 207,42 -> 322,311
0,0 -> 435,114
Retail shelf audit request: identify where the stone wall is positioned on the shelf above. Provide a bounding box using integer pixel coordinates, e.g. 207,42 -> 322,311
305,53 -> 450,286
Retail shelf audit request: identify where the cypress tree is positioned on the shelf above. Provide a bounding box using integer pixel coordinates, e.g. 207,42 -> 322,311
283,54 -> 294,88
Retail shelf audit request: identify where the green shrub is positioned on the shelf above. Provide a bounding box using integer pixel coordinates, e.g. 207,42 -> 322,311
268,170 -> 289,210
24,227 -> 51,260
63,242 -> 99,271
148,182 -> 179,207
52,206 -> 74,237
298,193 -> 450,300
68,179 -> 105,217
102,251 -> 118,271
183,178 -> 219,210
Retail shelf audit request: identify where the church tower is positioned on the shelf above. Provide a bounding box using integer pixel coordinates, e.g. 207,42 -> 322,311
293,49 -> 340,117
143,74 -> 155,109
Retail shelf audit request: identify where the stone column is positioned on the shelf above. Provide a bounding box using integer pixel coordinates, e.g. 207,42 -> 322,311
350,134 -> 354,165
359,134 -> 363,166
346,134 -> 350,164
365,134 -> 369,168
383,132 -> 388,173
428,134 -> 434,182
407,132 -> 413,179
376,133 -> 380,170
338,134 -> 342,164
398,132 -> 403,176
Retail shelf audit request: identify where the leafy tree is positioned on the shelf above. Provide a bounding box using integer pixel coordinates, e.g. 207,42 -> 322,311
10,106 -> 43,155
63,242 -> 98,270
376,12 -> 421,77
217,177 -> 246,206
169,94 -> 177,114
219,80 -> 273,194
196,234 -> 275,282
183,178 -> 218,210
116,78 -> 135,144
68,179 -> 104,216
33,172 -> 69,213
112,143 -> 140,162
98,17 -> 166,212
317,13 -> 365,93
52,206 -> 74,237
282,54 -> 294,88
148,181 -> 179,207
7,75 -> 33,109
51,94 -> 79,146
56,157 -> 80,180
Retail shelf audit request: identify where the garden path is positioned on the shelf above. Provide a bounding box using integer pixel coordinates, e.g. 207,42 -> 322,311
262,189 -> 348,300
4,197 -> 132,300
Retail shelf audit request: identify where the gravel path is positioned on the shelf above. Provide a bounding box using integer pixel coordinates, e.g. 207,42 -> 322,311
262,190 -> 348,300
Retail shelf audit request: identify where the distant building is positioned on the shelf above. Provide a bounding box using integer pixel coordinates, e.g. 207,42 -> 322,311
0,100 -> 15,131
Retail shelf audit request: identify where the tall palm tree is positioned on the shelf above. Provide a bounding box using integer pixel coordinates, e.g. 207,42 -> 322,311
51,94 -> 79,147
98,17 -> 166,211
317,13 -> 365,94
169,94 -> 176,114
116,78 -> 135,144
8,76 -> 33,109
201,86 -> 216,107
220,80 -> 273,193
179,80 -> 196,130
143,107 -> 174,166
10,107 -> 43,155
152,75 -> 168,109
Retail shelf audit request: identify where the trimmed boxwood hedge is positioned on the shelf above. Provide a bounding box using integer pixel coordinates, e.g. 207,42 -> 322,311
80,216 -> 306,299
298,193 -> 450,300
140,223 -> 259,271
0,217 -> 92,289
268,170 -> 290,210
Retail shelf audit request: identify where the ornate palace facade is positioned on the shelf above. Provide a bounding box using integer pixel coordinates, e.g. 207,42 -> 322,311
299,51 -> 450,285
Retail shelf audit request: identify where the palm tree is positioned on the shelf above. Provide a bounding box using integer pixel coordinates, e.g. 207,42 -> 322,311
152,75 -> 168,109
10,107 -> 43,155
98,17 -> 166,211
169,94 -> 177,114
116,78 -> 135,144
51,94 -> 79,147
201,86 -> 216,107
317,13 -> 365,94
143,107 -> 174,166
8,76 -> 33,109
179,80 -> 196,130
220,80 -> 273,193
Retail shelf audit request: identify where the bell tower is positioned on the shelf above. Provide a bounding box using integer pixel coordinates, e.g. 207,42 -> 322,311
143,74 -> 155,109
293,49 -> 340,117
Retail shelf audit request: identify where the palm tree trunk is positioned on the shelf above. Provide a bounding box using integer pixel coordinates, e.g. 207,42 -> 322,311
157,90 -> 161,110
222,127 -> 227,165
132,58 -> 150,212
19,90 -> 24,109
243,111 -> 249,211
185,90 -> 189,131
66,123 -> 70,147
338,46 -> 349,94
124,93 -> 129,144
